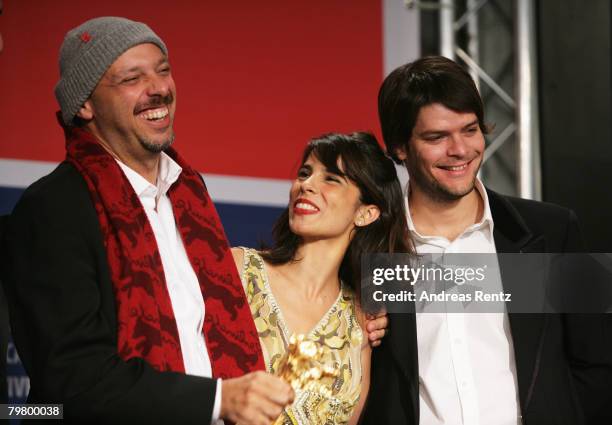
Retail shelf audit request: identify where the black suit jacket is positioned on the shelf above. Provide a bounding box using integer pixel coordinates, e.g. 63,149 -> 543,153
362,190 -> 612,425
0,215 -> 8,405
0,163 -> 217,424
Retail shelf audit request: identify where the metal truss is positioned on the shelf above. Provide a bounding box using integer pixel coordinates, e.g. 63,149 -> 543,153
405,0 -> 541,200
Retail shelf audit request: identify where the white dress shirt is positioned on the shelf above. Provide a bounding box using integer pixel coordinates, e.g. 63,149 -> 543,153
406,178 -> 522,425
117,154 -> 222,423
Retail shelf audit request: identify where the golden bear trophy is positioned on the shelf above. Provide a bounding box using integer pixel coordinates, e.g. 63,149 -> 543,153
272,334 -> 339,425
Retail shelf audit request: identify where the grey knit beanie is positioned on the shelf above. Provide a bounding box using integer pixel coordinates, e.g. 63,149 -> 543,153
54,17 -> 168,126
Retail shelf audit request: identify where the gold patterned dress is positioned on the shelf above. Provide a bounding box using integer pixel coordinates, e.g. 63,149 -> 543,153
238,248 -> 363,425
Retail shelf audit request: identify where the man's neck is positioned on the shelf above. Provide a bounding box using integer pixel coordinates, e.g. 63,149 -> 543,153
85,125 -> 160,184
408,184 -> 484,241
114,153 -> 160,186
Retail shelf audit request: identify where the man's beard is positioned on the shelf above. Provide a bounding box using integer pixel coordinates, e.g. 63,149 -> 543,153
139,131 -> 175,153
134,93 -> 176,153
406,154 -> 480,203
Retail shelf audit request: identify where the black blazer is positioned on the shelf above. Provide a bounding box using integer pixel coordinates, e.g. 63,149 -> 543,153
0,214 -> 8,405
0,163 -> 217,424
362,190 -> 612,425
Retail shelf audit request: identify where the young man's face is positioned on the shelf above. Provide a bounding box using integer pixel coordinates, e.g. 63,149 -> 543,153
397,103 -> 485,202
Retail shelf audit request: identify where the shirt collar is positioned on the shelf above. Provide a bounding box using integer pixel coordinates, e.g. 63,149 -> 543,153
116,152 -> 182,200
404,176 -> 494,238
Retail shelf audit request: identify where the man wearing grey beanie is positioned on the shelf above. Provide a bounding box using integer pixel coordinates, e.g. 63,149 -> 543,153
1,16 -> 295,425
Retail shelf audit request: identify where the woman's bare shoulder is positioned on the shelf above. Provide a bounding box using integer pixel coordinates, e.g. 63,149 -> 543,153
230,247 -> 246,270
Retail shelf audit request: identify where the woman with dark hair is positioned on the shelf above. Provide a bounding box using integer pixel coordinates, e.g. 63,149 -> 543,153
232,132 -> 413,425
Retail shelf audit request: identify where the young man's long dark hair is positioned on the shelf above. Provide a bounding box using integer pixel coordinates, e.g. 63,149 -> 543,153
261,132 -> 413,291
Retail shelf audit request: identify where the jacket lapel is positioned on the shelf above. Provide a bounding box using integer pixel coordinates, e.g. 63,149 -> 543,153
488,189 -> 548,412
388,312 -> 420,424
388,189 -> 548,422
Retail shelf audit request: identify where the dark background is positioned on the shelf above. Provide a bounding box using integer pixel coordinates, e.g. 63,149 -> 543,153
421,0 -> 612,251
538,0 -> 611,252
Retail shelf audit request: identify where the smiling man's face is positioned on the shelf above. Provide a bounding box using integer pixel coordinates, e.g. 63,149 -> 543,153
396,103 -> 485,202
78,43 -> 177,160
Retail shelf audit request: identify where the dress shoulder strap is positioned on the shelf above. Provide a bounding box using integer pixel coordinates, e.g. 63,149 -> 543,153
238,247 -> 267,293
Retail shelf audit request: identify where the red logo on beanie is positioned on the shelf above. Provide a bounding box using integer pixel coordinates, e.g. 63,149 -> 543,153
80,32 -> 92,43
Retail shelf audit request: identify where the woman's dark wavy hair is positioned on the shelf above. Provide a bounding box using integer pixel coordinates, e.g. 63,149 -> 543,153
260,132 -> 414,291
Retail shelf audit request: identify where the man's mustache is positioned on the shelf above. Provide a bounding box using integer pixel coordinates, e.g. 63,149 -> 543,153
134,93 -> 174,114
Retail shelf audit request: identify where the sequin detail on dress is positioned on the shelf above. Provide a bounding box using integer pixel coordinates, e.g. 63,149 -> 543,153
239,248 -> 363,425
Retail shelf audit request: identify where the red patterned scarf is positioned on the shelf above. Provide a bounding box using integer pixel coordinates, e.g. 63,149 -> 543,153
63,122 -> 264,378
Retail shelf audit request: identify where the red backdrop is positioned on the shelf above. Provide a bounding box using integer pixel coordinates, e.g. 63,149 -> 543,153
0,0 -> 383,179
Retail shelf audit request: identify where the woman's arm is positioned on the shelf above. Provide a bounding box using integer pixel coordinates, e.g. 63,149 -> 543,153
349,343 -> 371,425
349,307 -> 372,425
